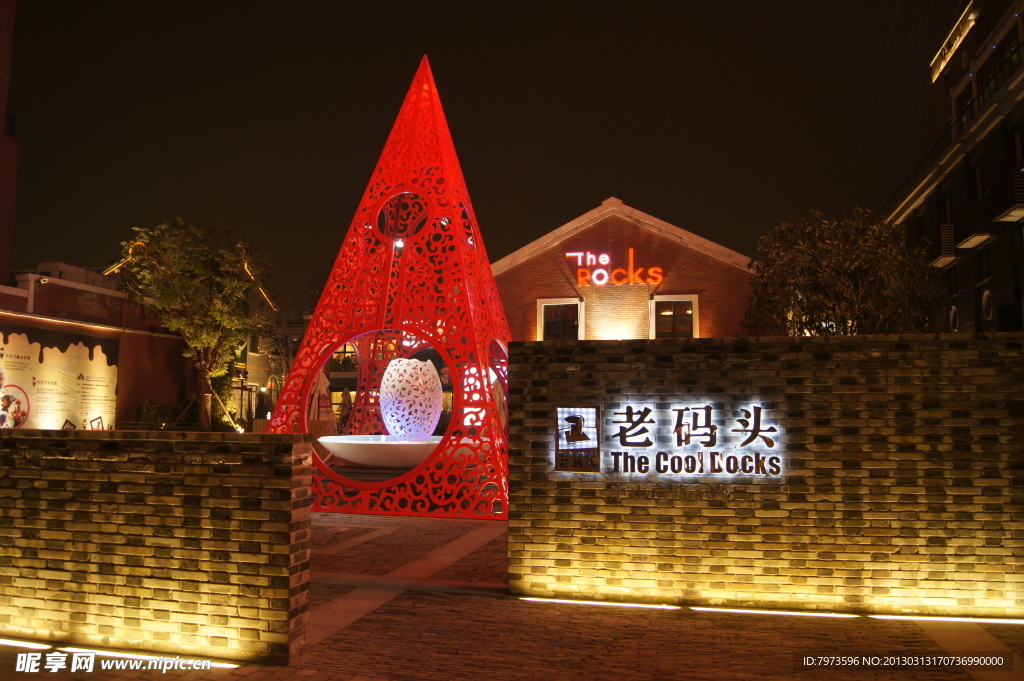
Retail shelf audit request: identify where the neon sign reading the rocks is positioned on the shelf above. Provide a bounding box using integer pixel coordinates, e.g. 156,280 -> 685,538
555,404 -> 782,477
565,248 -> 663,286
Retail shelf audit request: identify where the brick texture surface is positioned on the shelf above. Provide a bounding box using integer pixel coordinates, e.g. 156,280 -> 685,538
0,513 -> 1020,679
494,214 -> 753,341
507,334 -> 1024,616
0,430 -> 312,664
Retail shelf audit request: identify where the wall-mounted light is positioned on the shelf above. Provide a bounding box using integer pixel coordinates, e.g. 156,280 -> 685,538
691,607 -> 858,618
869,615 -> 1024,625
0,638 -> 52,650
521,597 -> 680,610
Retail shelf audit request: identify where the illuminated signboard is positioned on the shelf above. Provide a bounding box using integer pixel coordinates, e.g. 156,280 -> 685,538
565,248 -> 663,286
0,326 -> 118,430
555,406 -> 600,471
555,402 -> 781,477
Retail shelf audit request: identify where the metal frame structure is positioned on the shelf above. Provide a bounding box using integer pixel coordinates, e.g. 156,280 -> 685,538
267,57 -> 512,518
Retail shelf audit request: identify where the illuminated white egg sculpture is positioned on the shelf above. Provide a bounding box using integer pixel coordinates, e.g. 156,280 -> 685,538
380,358 -> 443,441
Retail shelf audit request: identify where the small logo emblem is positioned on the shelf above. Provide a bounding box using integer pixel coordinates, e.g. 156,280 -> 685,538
555,407 -> 600,472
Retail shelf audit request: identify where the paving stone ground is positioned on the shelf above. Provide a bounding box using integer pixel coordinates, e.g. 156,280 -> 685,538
2,512 -> 1021,680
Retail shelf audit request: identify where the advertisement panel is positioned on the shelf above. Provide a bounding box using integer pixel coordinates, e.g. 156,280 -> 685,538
0,324 -> 119,430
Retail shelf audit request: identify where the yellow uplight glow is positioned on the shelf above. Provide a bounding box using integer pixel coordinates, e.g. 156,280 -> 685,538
0,638 -> 52,650
591,322 -> 646,341
869,615 -> 1024,625
521,597 -> 681,610
58,647 -> 240,668
691,607 -> 859,619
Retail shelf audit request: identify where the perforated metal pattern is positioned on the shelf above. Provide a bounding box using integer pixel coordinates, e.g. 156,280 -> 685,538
267,57 -> 512,519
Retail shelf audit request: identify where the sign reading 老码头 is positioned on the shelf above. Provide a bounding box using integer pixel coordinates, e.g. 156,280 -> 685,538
555,403 -> 782,477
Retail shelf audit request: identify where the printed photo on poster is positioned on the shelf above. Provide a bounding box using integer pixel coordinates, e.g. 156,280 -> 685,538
0,325 -> 118,430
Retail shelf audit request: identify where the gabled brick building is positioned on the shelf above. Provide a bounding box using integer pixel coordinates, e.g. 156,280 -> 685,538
491,198 -> 754,341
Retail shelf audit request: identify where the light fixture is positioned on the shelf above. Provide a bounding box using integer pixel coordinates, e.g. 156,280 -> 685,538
395,238 -> 404,249
0,638 -> 52,650
869,615 -> 1024,625
521,597 -> 680,610
956,233 -> 992,249
691,607 -> 859,618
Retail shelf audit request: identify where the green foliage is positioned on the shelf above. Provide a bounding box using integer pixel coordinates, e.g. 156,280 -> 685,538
743,208 -> 943,337
118,219 -> 273,429
135,399 -> 173,429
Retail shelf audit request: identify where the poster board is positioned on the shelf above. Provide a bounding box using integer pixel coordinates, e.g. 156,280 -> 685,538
0,324 -> 119,430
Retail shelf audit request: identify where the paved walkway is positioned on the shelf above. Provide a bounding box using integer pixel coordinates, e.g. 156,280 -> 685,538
2,513 -> 1022,680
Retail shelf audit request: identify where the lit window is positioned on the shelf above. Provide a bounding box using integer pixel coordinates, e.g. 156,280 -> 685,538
649,295 -> 699,339
537,298 -> 584,340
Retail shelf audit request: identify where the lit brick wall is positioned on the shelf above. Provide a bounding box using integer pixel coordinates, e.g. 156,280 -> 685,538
0,431 -> 312,664
507,334 -> 1024,616
494,215 -> 753,341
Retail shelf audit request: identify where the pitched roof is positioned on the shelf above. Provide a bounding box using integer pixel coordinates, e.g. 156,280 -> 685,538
491,197 -> 752,276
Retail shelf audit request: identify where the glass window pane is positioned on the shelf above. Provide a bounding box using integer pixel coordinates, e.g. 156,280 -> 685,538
543,304 -> 579,340
654,300 -> 693,339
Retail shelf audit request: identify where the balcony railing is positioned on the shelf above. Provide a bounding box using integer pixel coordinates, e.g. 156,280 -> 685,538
881,38 -> 1024,218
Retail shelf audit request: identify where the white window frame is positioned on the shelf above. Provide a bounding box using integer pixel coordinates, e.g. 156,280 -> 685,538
537,298 -> 585,341
649,295 -> 699,339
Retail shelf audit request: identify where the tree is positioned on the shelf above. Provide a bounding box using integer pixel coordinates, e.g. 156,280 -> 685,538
117,219 -> 273,431
743,208 -> 943,337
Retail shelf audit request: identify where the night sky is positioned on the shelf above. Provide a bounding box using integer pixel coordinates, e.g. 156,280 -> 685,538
8,1 -> 965,314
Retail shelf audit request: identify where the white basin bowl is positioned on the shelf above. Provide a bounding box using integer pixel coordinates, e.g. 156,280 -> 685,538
317,435 -> 442,469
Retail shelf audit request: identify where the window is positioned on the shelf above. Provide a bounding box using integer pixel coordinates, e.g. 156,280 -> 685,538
537,298 -> 583,340
974,246 -> 992,283
955,85 -> 974,129
649,295 -> 699,339
973,162 -> 987,199
328,343 -> 357,373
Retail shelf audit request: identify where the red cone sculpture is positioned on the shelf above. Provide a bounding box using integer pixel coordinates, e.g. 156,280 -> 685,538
267,56 -> 511,518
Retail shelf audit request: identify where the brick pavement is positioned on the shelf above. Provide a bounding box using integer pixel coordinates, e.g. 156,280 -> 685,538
1,513 -> 1021,680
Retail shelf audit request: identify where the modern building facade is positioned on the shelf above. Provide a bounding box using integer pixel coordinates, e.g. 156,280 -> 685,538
492,198 -> 754,341
884,0 -> 1024,332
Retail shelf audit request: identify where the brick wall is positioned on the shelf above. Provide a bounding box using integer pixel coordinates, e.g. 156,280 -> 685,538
32,284 -> 166,333
507,334 -> 1024,616
0,288 -> 26,312
0,431 -> 312,664
117,331 -> 189,423
494,215 -> 752,341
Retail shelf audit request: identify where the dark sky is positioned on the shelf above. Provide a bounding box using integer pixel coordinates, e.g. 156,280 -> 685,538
8,1 -> 965,314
